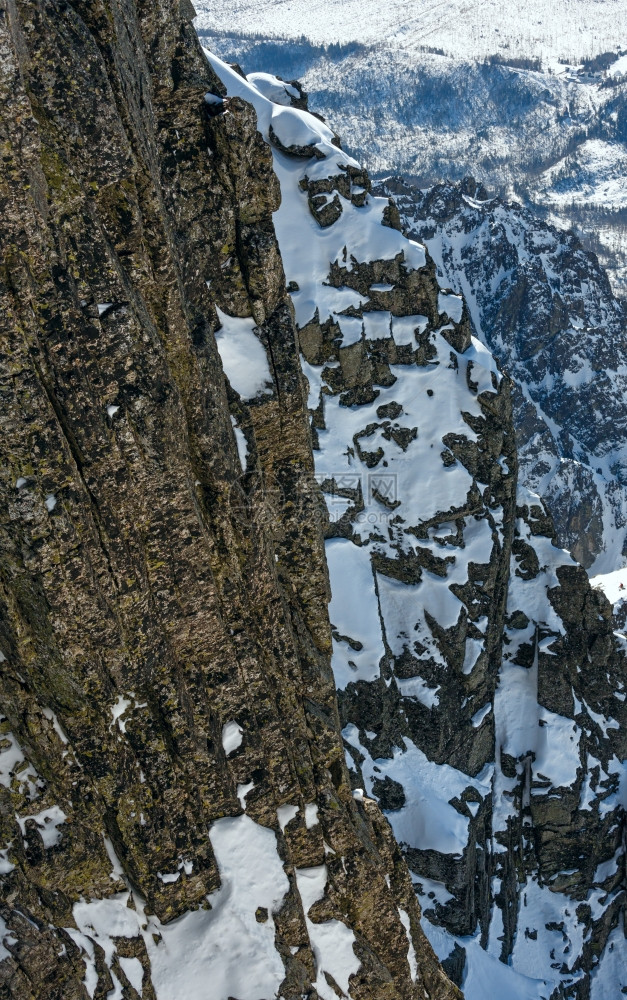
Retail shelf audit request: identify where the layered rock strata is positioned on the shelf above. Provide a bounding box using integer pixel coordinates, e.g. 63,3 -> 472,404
0,3 -> 459,998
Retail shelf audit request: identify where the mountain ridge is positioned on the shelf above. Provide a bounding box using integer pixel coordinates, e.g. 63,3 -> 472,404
0,3 -> 458,997
201,28 -> 627,298
208,55 -> 627,999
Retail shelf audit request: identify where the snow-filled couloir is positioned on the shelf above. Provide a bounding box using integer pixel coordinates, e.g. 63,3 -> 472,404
208,53 -> 627,1000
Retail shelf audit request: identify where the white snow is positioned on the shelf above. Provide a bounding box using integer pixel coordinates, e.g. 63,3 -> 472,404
195,0 -> 627,62
230,416 -> 248,471
271,104 -> 331,150
0,848 -> 15,875
119,957 -> 144,995
335,314 -> 364,346
471,703 -> 492,728
344,726 -> 490,856
464,932 -> 553,1000
109,695 -> 132,733
277,803 -> 299,831
73,815 -> 290,1000
438,291 -> 464,323
236,780 -> 255,809
45,494 -> 57,512
204,56 -> 430,359
247,71 -> 300,105
391,313 -> 427,345
42,708 -> 69,744
536,139 -> 627,212
205,53 -> 355,171
398,908 -> 418,982
608,54 -> 627,78
214,307 -> 273,400
158,871 -> 181,884
462,638 -> 484,675
326,538 -> 385,689
511,877 -> 586,988
589,920 -> 627,998
304,803 -> 319,828
0,728 -> 40,800
590,567 -> 627,605
295,865 -> 360,1000
396,674 -> 441,708
495,652 -> 581,794
413,873 -> 454,908
203,45 -> 627,1000
16,805 -> 67,848
362,310 -> 391,342
593,846 -> 621,883
0,916 -> 16,962
196,816 -> 289,1000
221,720 -> 243,756
533,707 -> 581,789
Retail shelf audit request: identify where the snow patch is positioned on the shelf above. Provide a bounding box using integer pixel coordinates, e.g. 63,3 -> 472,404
295,865 -> 360,1000
277,803 -> 299,831
398,908 -> 418,982
230,416 -> 248,471
222,720 -> 243,756
16,805 -> 67,849
214,307 -> 273,400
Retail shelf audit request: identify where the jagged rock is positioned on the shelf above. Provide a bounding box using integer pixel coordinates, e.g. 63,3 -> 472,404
2,6 -> 626,1000
268,122 -> 327,159
379,175 -> 627,571
0,4 -> 460,999
208,67 -> 627,998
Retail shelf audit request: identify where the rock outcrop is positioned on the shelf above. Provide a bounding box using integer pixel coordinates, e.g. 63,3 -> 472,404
0,3 -> 459,999
1,4 -> 625,1000
204,66 -> 627,999
198,28 -> 627,299
378,176 -> 627,572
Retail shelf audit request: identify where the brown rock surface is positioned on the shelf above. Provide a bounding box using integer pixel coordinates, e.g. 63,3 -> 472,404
0,2 -> 460,998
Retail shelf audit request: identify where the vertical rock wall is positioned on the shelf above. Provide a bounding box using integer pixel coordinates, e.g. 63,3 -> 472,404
0,2 -> 459,998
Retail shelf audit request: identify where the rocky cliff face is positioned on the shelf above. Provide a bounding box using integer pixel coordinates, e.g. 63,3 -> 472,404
378,177 -> 627,573
205,60 -> 626,999
1,4 -> 625,1000
0,3 -> 459,999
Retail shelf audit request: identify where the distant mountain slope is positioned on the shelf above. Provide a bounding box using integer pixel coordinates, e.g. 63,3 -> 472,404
195,0 -> 627,62
378,176 -> 627,571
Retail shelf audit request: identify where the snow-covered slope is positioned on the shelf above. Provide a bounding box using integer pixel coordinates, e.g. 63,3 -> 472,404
195,0 -> 627,63
379,176 -> 627,572
208,53 -> 627,1000
200,31 -> 627,297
